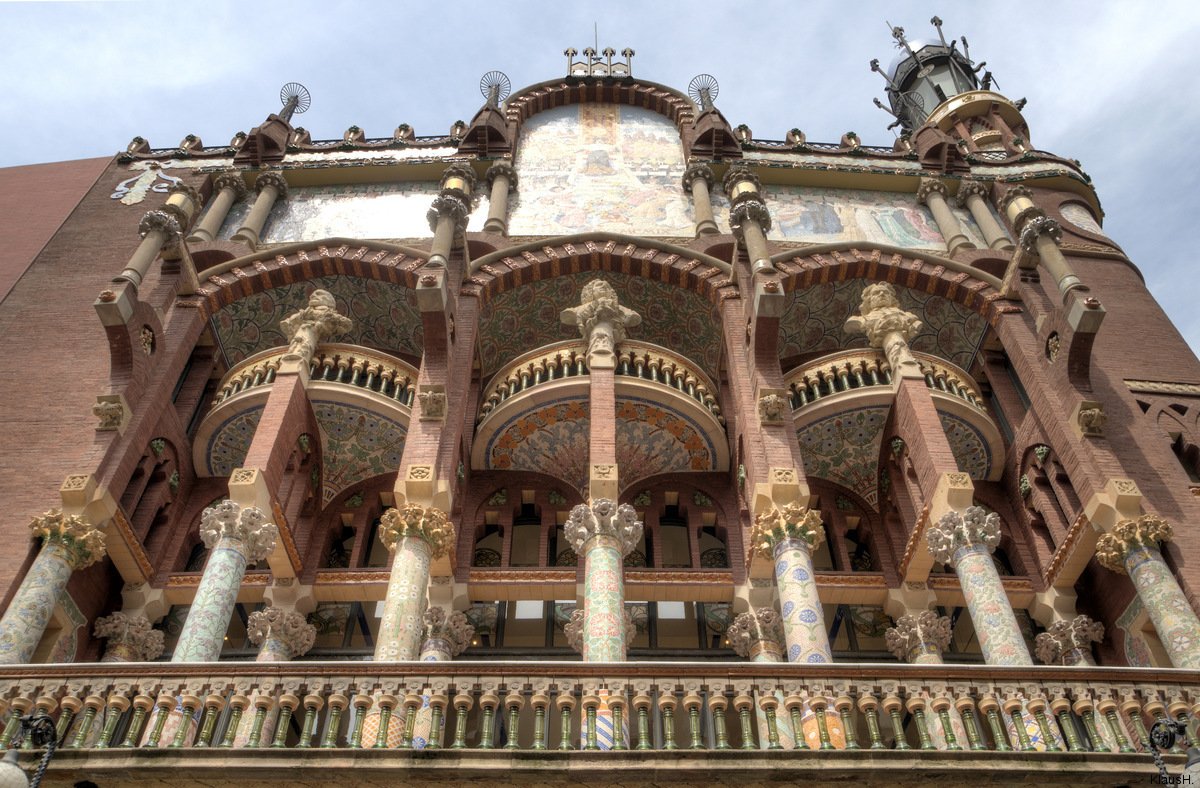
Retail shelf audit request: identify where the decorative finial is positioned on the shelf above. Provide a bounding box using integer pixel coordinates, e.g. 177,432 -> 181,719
688,74 -> 719,111
479,71 -> 511,107
278,83 -> 311,124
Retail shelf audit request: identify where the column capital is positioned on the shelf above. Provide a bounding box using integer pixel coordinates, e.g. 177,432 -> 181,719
885,611 -> 952,662
199,501 -> 278,562
137,210 -> 182,241
254,170 -> 289,198
163,182 -> 203,229
682,162 -> 715,192
422,606 -> 474,657
1096,514 -> 1172,574
926,505 -> 1001,566
212,171 -> 248,201
560,279 -> 642,368
30,509 -> 106,570
1034,615 -> 1104,665
439,162 -> 477,195
728,609 -> 785,659
750,502 -> 824,559
483,160 -> 516,190
722,165 -> 761,195
247,607 -> 316,658
997,185 -> 1034,214
955,179 -> 990,207
844,282 -> 923,373
729,198 -> 772,239
378,503 -> 454,559
93,612 -> 164,660
1018,215 -> 1064,254
425,193 -> 471,234
564,499 -> 643,557
280,288 -> 354,370
915,177 -> 949,204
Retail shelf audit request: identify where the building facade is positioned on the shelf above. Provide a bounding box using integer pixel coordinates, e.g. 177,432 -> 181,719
1,23 -> 1199,787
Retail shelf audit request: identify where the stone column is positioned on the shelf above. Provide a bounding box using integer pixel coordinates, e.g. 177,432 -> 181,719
886,611 -> 952,665
999,186 -> 1085,304
426,164 -> 474,267
1034,614 -> 1103,666
749,502 -> 833,663
0,510 -> 106,664
247,607 -> 316,662
917,178 -> 975,256
482,161 -> 515,235
564,500 -> 643,662
94,612 -> 165,663
171,501 -> 278,662
926,506 -> 1032,666
1097,515 -> 1200,669
724,166 -> 774,275
728,609 -> 786,663
418,606 -> 474,661
373,504 -> 454,661
956,180 -> 1014,251
188,172 -> 247,243
117,211 -> 182,289
230,171 -> 289,250
682,163 -> 718,236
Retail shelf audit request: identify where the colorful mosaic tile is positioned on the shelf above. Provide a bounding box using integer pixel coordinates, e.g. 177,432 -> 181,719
483,396 -> 591,492
1115,595 -> 1153,667
211,275 -> 423,366
205,407 -> 263,477
1059,202 -> 1103,235
938,410 -> 991,479
478,271 -> 722,379
796,405 -> 888,508
615,397 -> 717,489
778,278 -> 988,372
311,400 -> 406,504
508,103 -> 693,237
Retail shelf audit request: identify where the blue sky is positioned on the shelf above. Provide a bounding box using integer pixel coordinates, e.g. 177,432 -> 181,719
2,0 -> 1197,355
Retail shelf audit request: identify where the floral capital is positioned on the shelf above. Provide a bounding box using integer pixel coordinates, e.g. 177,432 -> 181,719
378,503 -> 453,559
728,609 -> 784,658
93,612 -> 164,660
423,606 -> 474,656
750,502 -> 824,560
564,498 -> 643,557
247,606 -> 316,658
199,500 -> 278,562
1034,615 -> 1104,665
1096,514 -> 1173,574
926,506 -> 1001,566
30,509 -> 106,570
885,611 -> 952,662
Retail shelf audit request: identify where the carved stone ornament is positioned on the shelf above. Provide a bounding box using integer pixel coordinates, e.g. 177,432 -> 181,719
564,608 -> 586,654
93,399 -> 124,430
212,171 -> 248,201
30,509 -> 106,570
417,388 -> 447,421
377,503 -> 454,559
915,177 -> 949,205
1046,332 -> 1060,362
140,326 -> 155,356
885,611 -> 952,662
484,160 -> 517,191
254,171 -> 290,199
682,162 -> 715,192
440,162 -> 478,194
844,282 -> 923,372
137,210 -> 182,241
1018,215 -> 1063,254
751,502 -> 825,559
199,500 -> 278,562
426,193 -> 471,234
564,498 -> 643,557
560,279 -> 643,367
163,182 -> 203,227
729,198 -> 772,239
997,185 -> 1033,215
1095,514 -> 1173,574
1034,614 -> 1104,665
422,606 -> 475,656
93,612 -> 165,660
247,606 -> 317,658
727,609 -> 784,658
279,289 -> 354,366
757,391 -> 789,425
721,165 -> 762,196
925,505 -> 1001,566
1077,402 -> 1108,437
955,179 -> 990,207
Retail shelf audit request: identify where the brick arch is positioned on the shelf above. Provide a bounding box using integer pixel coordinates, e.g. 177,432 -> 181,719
504,79 -> 695,138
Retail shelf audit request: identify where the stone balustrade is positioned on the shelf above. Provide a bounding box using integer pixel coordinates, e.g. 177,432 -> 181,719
478,340 -> 722,424
211,343 -> 418,408
784,349 -> 984,412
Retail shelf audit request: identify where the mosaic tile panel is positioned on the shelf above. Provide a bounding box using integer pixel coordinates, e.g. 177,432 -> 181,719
45,591 -> 85,664
1115,595 -> 1153,667
211,274 -> 423,365
615,396 -> 717,490
0,543 -> 82,663
796,406 -> 888,508
765,185 -> 951,250
312,401 -> 406,504
507,103 -> 693,236
938,410 -> 991,479
479,271 -> 722,379
1125,546 -> 1200,669
482,397 -> 590,492
778,278 -> 988,371
743,149 -> 924,171
1059,202 -> 1104,235
205,407 -> 263,477
774,539 -> 833,663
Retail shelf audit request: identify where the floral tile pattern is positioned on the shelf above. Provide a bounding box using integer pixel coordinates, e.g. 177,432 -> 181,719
211,274 -> 424,365
479,271 -> 722,379
482,397 -> 590,492
1115,595 -> 1153,667
796,406 -> 889,508
615,397 -> 717,490
205,407 -> 263,477
312,401 -> 406,504
938,410 -> 991,479
778,278 -> 988,371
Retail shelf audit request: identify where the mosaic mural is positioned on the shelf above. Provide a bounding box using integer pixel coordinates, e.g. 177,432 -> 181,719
211,274 -> 424,365
797,406 -> 888,508
483,397 -> 591,491
938,410 -> 991,479
213,182 -> 490,244
1059,202 -> 1104,235
478,271 -> 722,379
778,278 -> 988,371
205,406 -> 263,476
507,103 -> 693,236
615,397 -> 717,488
743,150 -> 924,171
312,401 -> 406,504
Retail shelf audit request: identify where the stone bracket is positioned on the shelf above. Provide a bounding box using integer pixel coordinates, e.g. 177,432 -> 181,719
416,270 -> 449,313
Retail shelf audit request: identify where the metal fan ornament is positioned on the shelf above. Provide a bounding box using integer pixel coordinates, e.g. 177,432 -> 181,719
279,83 -> 311,124
689,74 -> 719,111
480,71 -> 511,107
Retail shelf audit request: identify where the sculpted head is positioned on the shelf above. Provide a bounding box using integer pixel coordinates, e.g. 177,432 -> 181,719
308,289 -> 337,311
859,282 -> 901,314
581,279 -> 618,304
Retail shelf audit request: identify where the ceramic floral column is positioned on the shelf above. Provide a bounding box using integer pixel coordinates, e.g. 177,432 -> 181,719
94,612 -> 164,663
563,499 -> 643,662
1035,615 -> 1104,666
373,504 -> 454,661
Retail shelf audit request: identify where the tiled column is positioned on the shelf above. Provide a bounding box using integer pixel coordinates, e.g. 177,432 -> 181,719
373,504 -> 454,661
0,510 -> 106,664
682,163 -> 718,236
750,503 -> 833,663
94,612 -> 165,663
564,500 -> 643,662
927,506 -> 1032,666
886,611 -> 952,665
729,609 -> 785,663
956,180 -> 1014,251
419,606 -> 473,661
247,607 -> 316,662
171,501 -> 278,662
188,172 -> 247,243
1035,614 -> 1103,666
1097,515 -> 1200,669
917,177 -> 975,256
230,171 -> 288,250
482,161 -> 515,235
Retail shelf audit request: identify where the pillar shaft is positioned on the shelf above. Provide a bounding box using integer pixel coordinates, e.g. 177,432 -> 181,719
581,536 -> 627,662
0,543 -> 77,664
188,186 -> 237,243
118,230 -> 168,288
772,539 -> 832,663
483,174 -> 511,235
1125,545 -> 1200,669
375,536 -> 433,661
686,177 -> 718,236
172,536 -> 251,662
953,545 -> 1032,666
961,191 -> 1013,251
927,194 -> 973,254
231,172 -> 287,250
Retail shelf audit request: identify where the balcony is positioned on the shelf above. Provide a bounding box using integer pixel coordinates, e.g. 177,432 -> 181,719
1,660 -> 1188,785
784,349 -> 985,414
